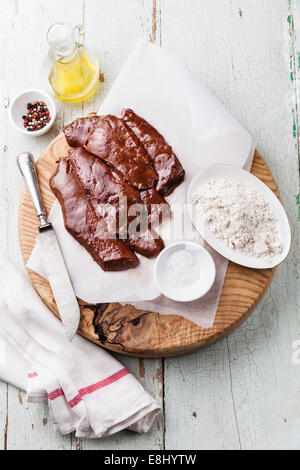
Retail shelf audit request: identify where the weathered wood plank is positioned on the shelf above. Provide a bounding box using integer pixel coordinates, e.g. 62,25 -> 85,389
82,0 -> 163,116
289,0 -> 300,167
73,0 -> 164,449
162,0 -> 300,450
0,0 -> 163,450
6,388 -> 72,451
0,0 -> 83,450
0,0 -> 80,451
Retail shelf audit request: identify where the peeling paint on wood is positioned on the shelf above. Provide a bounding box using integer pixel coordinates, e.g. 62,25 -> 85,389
139,359 -> 145,377
4,414 -> 8,450
162,0 -> 300,450
296,194 -> 300,220
155,365 -> 163,383
3,97 -> 9,109
150,0 -> 157,43
82,0 -> 86,26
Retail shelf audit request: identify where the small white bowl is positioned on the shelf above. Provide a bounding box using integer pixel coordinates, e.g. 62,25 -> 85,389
187,164 -> 291,269
9,89 -> 56,136
153,241 -> 216,302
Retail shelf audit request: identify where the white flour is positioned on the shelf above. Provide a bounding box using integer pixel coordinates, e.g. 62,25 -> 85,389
191,178 -> 282,259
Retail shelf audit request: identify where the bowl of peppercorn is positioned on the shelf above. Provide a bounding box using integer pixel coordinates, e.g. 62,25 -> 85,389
9,89 -> 56,136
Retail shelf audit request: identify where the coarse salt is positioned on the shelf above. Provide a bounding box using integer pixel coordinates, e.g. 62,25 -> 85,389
165,249 -> 202,288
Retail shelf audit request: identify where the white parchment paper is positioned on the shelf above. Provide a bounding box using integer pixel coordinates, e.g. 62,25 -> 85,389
28,39 -> 254,328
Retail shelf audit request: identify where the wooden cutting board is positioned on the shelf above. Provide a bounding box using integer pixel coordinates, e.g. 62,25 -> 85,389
18,133 -> 279,358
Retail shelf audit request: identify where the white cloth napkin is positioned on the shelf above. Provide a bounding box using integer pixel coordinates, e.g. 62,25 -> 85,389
0,253 -> 160,438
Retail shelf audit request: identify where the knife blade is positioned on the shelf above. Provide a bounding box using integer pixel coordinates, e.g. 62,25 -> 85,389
17,151 -> 80,341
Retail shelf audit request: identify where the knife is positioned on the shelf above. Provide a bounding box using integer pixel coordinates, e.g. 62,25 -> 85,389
17,152 -> 80,341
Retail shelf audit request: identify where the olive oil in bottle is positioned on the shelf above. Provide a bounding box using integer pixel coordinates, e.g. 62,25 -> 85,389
46,23 -> 100,102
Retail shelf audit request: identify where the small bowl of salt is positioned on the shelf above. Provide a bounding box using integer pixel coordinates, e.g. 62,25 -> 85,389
154,241 -> 216,302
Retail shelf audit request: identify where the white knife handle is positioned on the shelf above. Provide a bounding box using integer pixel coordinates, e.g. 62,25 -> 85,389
17,152 -> 48,227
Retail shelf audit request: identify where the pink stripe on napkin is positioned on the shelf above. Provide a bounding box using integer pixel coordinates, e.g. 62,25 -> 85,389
68,367 -> 129,408
29,368 -> 129,408
28,372 -> 38,378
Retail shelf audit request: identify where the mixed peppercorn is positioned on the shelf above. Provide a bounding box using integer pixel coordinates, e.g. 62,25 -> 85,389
22,101 -> 51,132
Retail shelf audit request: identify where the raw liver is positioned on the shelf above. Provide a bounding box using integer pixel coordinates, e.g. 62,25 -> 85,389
60,111 -> 185,266
50,158 -> 139,271
140,188 -> 170,224
68,147 -> 141,235
63,116 -> 101,148
127,227 -> 164,258
85,115 -> 158,190
121,108 -> 185,196
68,148 -> 165,257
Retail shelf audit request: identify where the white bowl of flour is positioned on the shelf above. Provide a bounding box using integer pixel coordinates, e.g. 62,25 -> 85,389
187,165 -> 291,269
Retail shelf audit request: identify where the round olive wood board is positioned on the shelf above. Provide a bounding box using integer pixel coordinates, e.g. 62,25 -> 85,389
18,133 -> 279,358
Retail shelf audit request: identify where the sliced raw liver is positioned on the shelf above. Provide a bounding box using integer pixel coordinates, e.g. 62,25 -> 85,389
127,227 -> 164,258
68,147 -> 141,236
50,158 -> 139,271
85,115 -> 158,190
63,116 -> 101,148
140,188 -> 170,224
68,148 -> 165,257
121,108 -> 185,196
60,111 -> 185,265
